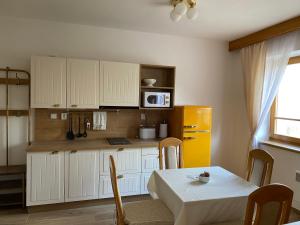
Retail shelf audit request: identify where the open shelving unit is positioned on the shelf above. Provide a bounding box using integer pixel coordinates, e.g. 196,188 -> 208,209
139,64 -> 176,110
0,67 -> 30,208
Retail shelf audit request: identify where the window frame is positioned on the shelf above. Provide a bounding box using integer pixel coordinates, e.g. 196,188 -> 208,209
270,56 -> 300,145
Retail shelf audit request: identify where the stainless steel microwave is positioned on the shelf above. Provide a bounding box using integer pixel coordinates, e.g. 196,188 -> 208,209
143,92 -> 171,108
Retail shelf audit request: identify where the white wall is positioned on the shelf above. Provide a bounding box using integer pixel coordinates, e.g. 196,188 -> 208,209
0,16 -> 234,167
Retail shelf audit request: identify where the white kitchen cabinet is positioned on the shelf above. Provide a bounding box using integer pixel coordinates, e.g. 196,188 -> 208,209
64,150 -> 99,202
141,147 -> 159,194
100,148 -> 142,175
31,56 -> 67,108
99,61 -> 139,107
67,58 -> 99,109
141,173 -> 152,195
99,174 -> 141,198
142,154 -> 160,173
26,151 -> 64,206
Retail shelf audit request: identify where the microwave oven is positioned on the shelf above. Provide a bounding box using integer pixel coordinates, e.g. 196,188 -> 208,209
143,92 -> 171,108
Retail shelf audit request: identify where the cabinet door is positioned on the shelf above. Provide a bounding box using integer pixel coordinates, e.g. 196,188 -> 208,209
141,173 -> 152,194
100,148 -> 141,175
99,174 -> 141,199
65,150 -> 99,202
100,61 -> 139,106
67,58 -> 99,109
142,155 -> 159,173
26,151 -> 64,206
31,56 -> 66,108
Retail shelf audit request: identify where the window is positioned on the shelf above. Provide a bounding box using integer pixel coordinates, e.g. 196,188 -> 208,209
270,56 -> 300,144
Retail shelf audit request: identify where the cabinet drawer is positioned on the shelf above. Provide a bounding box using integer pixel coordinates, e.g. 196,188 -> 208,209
142,147 -> 159,156
142,155 -> 159,173
99,174 -> 141,199
141,173 -> 152,195
100,149 -> 141,175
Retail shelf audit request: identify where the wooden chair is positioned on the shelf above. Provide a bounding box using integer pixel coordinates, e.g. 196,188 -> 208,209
246,149 -> 274,187
207,184 -> 294,225
109,155 -> 174,225
244,184 -> 293,225
159,137 -> 183,170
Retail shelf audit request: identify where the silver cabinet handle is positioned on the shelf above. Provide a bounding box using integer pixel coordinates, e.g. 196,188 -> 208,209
117,175 -> 124,179
183,137 -> 197,140
184,125 -> 197,128
53,104 -> 60,107
70,150 -> 77,154
117,148 -> 124,152
71,104 -> 78,107
51,151 -> 59,154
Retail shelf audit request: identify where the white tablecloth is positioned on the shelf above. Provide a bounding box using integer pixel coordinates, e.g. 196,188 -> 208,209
147,166 -> 257,225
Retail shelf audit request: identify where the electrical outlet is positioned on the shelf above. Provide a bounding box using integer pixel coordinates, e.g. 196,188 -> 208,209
141,113 -> 146,121
61,113 -> 68,120
296,171 -> 300,182
50,113 -> 57,120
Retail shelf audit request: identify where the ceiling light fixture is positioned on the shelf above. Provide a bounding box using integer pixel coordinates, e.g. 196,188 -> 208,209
170,0 -> 198,22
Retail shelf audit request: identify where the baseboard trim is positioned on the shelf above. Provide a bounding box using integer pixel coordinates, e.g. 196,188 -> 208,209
27,195 -> 150,213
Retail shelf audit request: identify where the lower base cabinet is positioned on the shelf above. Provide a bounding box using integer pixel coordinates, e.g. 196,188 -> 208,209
141,173 -> 152,194
26,151 -> 65,206
26,147 -> 159,206
65,150 -> 99,202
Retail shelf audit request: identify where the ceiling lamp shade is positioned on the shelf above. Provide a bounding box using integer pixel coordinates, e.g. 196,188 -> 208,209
186,7 -> 198,20
170,9 -> 182,22
174,2 -> 187,16
170,0 -> 198,22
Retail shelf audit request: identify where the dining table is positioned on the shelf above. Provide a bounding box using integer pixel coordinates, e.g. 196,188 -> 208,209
147,166 -> 257,225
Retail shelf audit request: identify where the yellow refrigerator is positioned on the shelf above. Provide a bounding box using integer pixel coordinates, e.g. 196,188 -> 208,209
169,106 -> 212,168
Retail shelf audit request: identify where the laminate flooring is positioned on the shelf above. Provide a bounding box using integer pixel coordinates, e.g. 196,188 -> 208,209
0,197 -> 300,225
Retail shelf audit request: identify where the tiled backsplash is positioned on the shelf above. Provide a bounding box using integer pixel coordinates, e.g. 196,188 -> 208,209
34,109 -> 169,141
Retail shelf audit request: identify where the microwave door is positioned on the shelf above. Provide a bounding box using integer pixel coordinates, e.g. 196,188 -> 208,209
147,95 -> 157,104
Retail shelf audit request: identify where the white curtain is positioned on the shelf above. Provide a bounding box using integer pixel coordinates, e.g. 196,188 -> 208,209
241,32 -> 299,149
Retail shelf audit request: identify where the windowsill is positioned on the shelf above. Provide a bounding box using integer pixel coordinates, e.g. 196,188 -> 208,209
260,140 -> 300,154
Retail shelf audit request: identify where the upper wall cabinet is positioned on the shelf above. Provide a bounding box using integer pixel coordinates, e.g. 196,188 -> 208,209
31,56 -> 67,108
67,58 -> 99,109
100,61 -> 139,107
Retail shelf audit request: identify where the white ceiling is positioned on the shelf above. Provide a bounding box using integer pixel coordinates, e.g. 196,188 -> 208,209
0,0 -> 299,41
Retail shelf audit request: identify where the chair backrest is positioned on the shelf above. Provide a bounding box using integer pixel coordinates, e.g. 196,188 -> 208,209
109,155 -> 125,225
243,184 -> 293,225
159,137 -> 183,170
246,149 -> 274,187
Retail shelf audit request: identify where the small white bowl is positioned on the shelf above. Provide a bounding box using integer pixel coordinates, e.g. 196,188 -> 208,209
198,176 -> 210,183
143,79 -> 156,87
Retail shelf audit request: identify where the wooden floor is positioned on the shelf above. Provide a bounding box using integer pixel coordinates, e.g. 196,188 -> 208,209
0,199 -> 300,225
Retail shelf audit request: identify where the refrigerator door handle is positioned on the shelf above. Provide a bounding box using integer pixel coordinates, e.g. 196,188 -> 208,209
184,130 -> 210,133
183,137 -> 197,140
184,125 -> 197,128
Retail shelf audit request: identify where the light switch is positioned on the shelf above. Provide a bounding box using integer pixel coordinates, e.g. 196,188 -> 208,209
61,113 -> 68,120
50,113 -> 57,120
141,113 -> 146,121
296,171 -> 300,182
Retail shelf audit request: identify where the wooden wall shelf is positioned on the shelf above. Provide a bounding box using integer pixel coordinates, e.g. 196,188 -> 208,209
139,64 -> 176,110
140,86 -> 174,90
0,110 -> 30,117
0,78 -> 30,85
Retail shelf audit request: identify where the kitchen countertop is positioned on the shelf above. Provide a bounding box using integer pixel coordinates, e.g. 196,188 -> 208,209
27,138 -> 160,152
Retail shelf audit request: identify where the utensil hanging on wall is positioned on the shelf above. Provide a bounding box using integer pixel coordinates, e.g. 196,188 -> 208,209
82,115 -> 87,138
76,115 -> 83,138
66,113 -> 75,140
